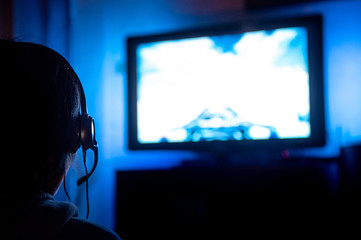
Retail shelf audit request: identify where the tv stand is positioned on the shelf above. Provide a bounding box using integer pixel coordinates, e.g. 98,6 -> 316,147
116,161 -> 341,239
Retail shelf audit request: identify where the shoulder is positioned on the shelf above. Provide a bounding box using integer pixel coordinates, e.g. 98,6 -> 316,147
56,217 -> 121,240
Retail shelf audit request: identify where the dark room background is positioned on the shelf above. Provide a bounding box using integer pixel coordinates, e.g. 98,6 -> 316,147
1,0 -> 361,231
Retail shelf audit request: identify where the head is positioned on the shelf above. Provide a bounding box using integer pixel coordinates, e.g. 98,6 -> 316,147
1,40 -> 83,196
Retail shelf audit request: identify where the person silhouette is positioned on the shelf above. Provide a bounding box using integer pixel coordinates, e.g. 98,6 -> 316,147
0,40 -> 121,240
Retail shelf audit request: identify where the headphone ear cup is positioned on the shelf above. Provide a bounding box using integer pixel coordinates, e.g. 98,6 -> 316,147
76,114 -> 98,187
80,114 -> 97,151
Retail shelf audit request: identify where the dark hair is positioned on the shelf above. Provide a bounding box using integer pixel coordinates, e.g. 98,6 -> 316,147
1,40 -> 81,195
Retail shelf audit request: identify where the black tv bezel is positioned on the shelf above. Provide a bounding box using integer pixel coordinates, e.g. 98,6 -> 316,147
127,14 -> 325,152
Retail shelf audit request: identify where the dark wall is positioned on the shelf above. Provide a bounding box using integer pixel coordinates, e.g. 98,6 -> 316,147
245,0 -> 334,10
0,0 -> 13,38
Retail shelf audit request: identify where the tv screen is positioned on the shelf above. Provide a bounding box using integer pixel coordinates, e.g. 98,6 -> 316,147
127,15 -> 325,151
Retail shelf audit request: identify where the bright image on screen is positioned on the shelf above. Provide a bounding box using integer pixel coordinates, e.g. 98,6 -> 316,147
136,27 -> 310,143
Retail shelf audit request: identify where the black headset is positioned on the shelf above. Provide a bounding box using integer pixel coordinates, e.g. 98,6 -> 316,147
76,80 -> 98,186
75,80 -> 98,219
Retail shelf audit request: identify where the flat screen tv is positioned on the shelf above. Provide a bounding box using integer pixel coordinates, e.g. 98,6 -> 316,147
127,15 -> 325,152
